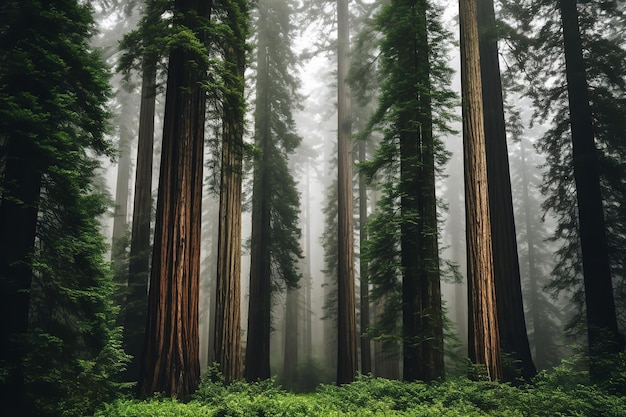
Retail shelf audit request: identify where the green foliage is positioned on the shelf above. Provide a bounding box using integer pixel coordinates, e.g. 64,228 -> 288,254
249,0 -> 303,291
26,189 -> 130,416
500,0 -> 626,337
0,1 -> 128,414
96,364 -> 626,416
355,0 -> 457,364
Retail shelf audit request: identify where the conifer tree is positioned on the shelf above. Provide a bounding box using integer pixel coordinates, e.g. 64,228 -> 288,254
359,0 -> 456,382
476,0 -> 535,382
213,0 -> 249,384
245,0 -> 303,382
459,0 -> 502,381
0,1 -> 126,414
138,0 -> 210,398
336,0 -> 358,385
500,0 -> 625,380
117,0 -> 167,383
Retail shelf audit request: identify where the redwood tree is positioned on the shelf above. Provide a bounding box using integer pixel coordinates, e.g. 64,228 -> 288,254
245,0 -> 302,382
558,0 -> 623,378
213,0 -> 248,384
336,0 -> 358,385
476,0 -> 535,382
138,0 -> 209,398
459,0 -> 502,382
120,0 -> 162,383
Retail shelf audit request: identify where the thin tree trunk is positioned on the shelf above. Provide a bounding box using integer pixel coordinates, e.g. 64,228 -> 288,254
124,51 -> 157,384
519,139 -> 544,367
214,0 -> 247,381
138,0 -> 208,398
476,0 -> 536,382
358,139 -> 372,375
459,0 -> 502,382
214,112 -> 244,383
304,161 -> 313,358
283,287 -> 299,385
245,30 -> 272,382
558,0 -> 623,377
111,88 -> 132,272
415,0 -> 444,381
336,0 -> 358,385
207,216 -> 219,366
447,168 -> 468,348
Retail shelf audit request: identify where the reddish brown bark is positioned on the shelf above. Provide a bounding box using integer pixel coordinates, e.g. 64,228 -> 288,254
476,0 -> 536,382
459,0 -> 502,382
336,0 -> 358,385
138,0 -> 208,398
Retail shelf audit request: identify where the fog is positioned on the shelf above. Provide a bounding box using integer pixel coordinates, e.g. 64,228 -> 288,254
97,0 -> 569,384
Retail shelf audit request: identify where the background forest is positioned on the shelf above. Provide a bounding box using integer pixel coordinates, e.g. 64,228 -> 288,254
1,0 -> 625,416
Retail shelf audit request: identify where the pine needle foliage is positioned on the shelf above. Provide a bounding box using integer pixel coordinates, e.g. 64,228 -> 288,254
356,0 -> 457,379
500,0 -> 626,337
0,0 -> 128,414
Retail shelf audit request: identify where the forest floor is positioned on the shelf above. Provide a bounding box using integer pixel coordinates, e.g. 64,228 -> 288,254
95,359 -> 626,417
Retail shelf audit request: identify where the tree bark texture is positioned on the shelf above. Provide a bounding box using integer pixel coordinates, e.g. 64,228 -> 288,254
124,52 -> 157,383
558,0 -> 623,374
138,0 -> 208,398
476,0 -> 536,382
459,0 -> 502,382
214,114 -> 244,383
214,0 -> 246,382
336,0 -> 358,385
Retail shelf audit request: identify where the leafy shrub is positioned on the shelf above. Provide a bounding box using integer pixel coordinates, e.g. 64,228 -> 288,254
94,363 -> 626,417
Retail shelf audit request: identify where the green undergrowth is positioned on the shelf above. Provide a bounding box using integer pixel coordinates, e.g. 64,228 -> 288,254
94,360 -> 626,417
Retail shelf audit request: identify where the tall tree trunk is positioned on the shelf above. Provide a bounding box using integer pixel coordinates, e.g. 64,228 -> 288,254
415,0 -> 444,381
0,137 -> 41,415
214,114 -> 244,383
123,51 -> 157,383
283,287 -> 299,385
304,161 -> 313,358
245,30 -> 272,382
398,0 -> 443,382
358,138 -> 372,375
323,266 -> 338,371
519,139 -> 544,368
558,0 -> 623,378
214,0 -> 247,384
336,0 -> 358,385
477,0 -> 536,382
459,0 -> 502,381
447,166 -> 468,348
111,87 -> 132,274
138,0 -> 208,398
207,214 -> 219,366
